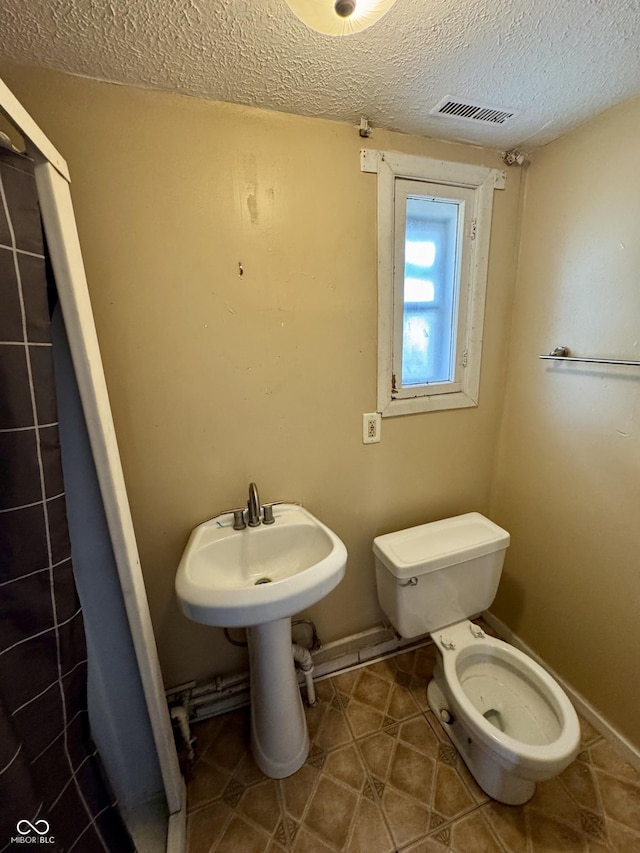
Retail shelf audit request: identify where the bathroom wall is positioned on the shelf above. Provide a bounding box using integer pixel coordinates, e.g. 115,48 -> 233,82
0,62 -> 522,687
491,96 -> 640,748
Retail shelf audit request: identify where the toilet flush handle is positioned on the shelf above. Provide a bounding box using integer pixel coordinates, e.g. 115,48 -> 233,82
398,577 -> 418,587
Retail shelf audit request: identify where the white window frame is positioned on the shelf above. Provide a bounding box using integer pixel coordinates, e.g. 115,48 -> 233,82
361,149 -> 505,417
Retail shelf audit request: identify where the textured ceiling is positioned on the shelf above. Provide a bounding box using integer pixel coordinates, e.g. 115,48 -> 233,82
1,0 -> 639,149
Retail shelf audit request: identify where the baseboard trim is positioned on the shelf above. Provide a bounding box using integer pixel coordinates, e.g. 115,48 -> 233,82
311,624 -> 431,679
483,611 -> 640,773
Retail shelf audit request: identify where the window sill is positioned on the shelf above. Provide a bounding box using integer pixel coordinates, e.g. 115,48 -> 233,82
379,389 -> 479,417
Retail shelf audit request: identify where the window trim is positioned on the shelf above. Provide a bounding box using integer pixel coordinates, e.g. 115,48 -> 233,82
361,149 -> 505,417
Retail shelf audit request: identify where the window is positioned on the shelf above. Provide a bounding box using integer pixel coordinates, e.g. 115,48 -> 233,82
361,150 -> 505,417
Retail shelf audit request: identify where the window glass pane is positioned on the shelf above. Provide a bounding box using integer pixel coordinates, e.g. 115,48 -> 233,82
404,240 -> 435,268
402,310 -> 435,385
404,278 -> 434,302
401,195 -> 460,385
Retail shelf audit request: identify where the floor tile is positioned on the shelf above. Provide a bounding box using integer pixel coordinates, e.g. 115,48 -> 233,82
604,820 -> 640,852
266,843 -> 288,853
527,776 -> 588,834
348,796 -> 395,853
331,668 -> 360,694
215,814 -> 272,853
305,678 -> 354,753
589,738 -> 640,786
187,756 -> 229,810
187,799 -> 232,853
557,757 -> 601,812
358,729 -> 397,779
353,669 -> 393,711
345,696 -> 387,738
204,707 -> 251,772
366,658 -> 398,683
431,762 -> 476,821
237,779 -> 282,835
387,739 -> 436,802
595,770 -> 640,834
579,715 -> 603,748
527,810 -> 590,851
322,743 -> 367,791
290,826 -> 333,852
387,681 -> 421,721
401,838 -> 450,853
304,775 -> 359,848
396,715 -> 442,759
482,801 -> 530,852
446,808 -> 507,852
380,785 -> 431,848
279,762 -> 320,821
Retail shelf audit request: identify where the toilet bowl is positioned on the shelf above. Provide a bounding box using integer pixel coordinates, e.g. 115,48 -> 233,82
373,513 -> 580,805
427,619 -> 580,804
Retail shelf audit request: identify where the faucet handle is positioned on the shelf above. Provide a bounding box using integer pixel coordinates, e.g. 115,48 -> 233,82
262,504 -> 275,525
232,509 -> 246,530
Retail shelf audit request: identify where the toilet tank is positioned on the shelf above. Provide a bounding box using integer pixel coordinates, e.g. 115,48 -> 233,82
373,513 -> 510,638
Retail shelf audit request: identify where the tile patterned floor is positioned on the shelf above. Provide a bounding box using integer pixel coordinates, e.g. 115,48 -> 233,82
185,638 -> 640,852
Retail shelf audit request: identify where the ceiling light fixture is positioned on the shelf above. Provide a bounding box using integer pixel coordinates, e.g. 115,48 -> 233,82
284,0 -> 397,36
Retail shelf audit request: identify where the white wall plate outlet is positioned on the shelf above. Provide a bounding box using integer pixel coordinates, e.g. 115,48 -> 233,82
363,412 -> 381,444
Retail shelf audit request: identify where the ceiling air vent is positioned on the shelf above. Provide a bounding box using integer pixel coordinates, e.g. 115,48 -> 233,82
430,97 -> 517,125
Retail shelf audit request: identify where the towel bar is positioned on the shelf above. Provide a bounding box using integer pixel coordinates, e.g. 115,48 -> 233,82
539,346 -> 640,367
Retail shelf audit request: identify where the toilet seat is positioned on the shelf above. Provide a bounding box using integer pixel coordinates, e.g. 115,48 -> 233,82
432,620 -> 580,781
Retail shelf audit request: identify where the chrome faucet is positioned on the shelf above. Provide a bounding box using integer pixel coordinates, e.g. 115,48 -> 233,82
229,482 -> 277,529
247,482 -> 261,527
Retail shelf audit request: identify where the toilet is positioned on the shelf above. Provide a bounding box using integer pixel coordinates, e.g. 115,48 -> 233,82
373,512 -> 580,805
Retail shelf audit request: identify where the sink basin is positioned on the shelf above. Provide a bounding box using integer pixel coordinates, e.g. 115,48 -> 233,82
176,503 -> 347,627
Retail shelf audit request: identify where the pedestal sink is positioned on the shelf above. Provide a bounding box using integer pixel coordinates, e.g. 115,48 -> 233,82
175,503 -> 347,777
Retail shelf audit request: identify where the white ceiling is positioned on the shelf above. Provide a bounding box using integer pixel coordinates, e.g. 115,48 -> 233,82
1,0 -> 639,150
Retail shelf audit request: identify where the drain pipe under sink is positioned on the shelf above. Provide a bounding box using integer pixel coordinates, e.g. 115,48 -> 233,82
292,644 -> 317,706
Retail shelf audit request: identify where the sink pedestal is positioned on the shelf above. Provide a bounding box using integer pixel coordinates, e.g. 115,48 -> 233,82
246,617 -> 309,778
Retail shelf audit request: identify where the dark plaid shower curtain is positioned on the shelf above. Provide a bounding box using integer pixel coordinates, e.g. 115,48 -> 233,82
0,149 -> 135,851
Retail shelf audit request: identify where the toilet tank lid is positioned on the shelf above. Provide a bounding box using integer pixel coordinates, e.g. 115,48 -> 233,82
373,512 -> 510,578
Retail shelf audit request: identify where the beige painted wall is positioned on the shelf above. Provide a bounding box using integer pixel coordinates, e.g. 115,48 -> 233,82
491,97 -> 640,747
0,63 -> 521,687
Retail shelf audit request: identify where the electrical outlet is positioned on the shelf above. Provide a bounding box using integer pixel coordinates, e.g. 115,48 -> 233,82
362,412 -> 381,444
